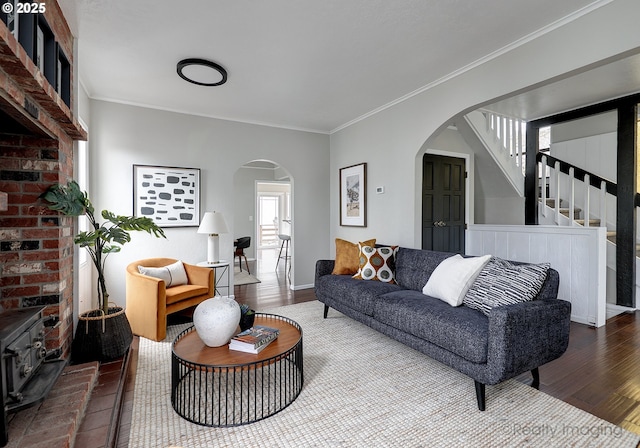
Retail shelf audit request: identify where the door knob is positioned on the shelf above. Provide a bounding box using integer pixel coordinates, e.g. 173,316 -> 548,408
433,221 -> 447,227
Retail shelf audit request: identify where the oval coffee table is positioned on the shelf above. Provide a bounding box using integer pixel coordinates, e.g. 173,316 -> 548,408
171,313 -> 303,427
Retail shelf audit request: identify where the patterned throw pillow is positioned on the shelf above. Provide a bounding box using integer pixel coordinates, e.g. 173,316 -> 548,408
463,257 -> 550,316
353,244 -> 399,283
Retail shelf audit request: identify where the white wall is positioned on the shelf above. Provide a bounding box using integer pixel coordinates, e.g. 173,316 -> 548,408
551,111 -> 617,143
329,0 -> 640,251
89,100 -> 329,307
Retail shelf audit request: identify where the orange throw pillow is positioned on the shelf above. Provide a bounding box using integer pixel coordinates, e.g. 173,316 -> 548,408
332,238 -> 376,275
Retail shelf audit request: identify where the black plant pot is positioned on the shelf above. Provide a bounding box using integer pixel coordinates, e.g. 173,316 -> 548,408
71,306 -> 133,364
239,311 -> 256,331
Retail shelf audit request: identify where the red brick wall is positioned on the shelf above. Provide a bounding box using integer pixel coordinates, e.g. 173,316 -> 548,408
0,1 -> 84,358
0,133 -> 75,356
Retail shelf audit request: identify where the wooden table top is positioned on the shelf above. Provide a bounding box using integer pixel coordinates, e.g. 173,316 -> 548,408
172,314 -> 302,367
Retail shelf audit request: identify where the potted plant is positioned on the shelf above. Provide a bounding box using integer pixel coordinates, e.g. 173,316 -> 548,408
239,303 -> 256,331
41,181 -> 166,362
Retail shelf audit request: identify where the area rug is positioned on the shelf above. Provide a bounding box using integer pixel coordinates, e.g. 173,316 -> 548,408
129,301 -> 640,448
233,268 -> 261,286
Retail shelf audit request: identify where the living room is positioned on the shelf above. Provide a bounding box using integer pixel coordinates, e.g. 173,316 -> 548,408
2,0 -> 640,446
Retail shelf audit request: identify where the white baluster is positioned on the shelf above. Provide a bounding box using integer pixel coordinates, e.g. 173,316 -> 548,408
502,116 -> 508,152
541,155 -> 548,218
600,180 -> 607,229
485,112 -> 491,133
584,174 -> 590,227
555,161 -> 561,224
569,167 -> 575,226
506,118 -> 512,157
520,120 -> 526,169
515,120 -> 521,166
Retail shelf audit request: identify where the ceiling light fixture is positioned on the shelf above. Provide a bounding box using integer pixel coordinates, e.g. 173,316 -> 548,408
176,58 -> 227,86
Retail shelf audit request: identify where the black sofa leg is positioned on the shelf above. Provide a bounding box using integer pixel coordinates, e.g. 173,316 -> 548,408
531,367 -> 540,389
474,381 -> 486,411
323,305 -> 329,319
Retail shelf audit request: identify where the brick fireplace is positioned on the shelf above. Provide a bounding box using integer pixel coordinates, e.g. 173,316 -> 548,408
0,0 -> 86,358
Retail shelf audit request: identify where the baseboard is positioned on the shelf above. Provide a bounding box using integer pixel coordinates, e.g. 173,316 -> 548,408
606,303 -> 636,319
291,283 -> 314,291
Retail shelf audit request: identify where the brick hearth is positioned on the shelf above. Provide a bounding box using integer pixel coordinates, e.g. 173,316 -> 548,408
5,352 -> 132,448
6,362 -> 99,448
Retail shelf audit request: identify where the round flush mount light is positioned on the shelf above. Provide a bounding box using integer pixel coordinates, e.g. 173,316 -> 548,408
176,58 -> 227,86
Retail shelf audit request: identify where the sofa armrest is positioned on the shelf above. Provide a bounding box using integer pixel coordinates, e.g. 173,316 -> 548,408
485,298 -> 571,384
184,262 -> 214,296
315,260 -> 335,282
537,268 -> 560,301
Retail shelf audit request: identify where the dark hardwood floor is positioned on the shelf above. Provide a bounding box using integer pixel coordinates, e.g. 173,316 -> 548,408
116,249 -> 640,445
519,309 -> 640,435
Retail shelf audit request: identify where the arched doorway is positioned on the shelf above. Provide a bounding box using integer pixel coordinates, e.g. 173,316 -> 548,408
233,160 -> 293,286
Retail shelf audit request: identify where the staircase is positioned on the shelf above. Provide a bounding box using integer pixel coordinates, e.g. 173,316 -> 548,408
465,108 -> 638,320
463,110 -> 526,196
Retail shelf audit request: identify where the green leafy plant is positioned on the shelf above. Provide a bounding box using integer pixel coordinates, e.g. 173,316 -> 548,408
41,181 -> 166,315
239,303 -> 255,316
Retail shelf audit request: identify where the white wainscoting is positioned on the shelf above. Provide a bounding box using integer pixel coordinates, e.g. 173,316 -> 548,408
466,225 -> 607,327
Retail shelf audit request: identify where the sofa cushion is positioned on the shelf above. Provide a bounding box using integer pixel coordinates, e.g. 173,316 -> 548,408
353,245 -> 398,283
394,248 -> 453,292
423,254 -> 491,306
463,257 -> 550,316
165,284 -> 210,305
138,260 -> 188,287
374,289 -> 489,363
332,238 -> 377,275
316,274 -> 402,316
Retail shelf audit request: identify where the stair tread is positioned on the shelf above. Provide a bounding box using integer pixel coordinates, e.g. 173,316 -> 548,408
575,219 -> 601,225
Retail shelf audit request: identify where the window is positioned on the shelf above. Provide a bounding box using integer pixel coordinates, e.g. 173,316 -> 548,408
76,138 -> 89,265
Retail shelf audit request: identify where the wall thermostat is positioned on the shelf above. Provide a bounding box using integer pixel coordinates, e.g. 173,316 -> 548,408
376,186 -> 385,194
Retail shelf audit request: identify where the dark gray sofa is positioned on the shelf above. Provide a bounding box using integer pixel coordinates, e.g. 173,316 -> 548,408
315,247 -> 571,410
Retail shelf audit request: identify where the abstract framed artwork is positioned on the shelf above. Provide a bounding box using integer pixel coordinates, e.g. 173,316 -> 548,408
339,162 -> 367,227
133,165 -> 200,227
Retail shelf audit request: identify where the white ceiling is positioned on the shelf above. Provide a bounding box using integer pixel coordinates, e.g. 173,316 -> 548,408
58,0 -> 640,134
482,52 -> 640,121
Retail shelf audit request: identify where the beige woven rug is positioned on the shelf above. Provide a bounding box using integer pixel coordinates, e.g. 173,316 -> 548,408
129,300 -> 640,448
233,267 -> 261,286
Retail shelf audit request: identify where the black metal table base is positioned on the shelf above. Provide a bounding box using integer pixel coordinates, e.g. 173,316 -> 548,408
171,315 -> 303,427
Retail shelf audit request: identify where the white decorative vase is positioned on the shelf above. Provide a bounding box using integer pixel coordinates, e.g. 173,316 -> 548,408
193,296 -> 240,347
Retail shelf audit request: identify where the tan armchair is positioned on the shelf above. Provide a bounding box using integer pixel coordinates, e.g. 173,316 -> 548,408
125,258 -> 214,341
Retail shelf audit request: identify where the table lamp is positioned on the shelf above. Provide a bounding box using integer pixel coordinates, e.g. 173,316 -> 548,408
197,211 -> 229,263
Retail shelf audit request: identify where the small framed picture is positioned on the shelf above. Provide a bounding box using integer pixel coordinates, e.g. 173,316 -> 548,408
339,162 -> 367,227
133,165 -> 200,227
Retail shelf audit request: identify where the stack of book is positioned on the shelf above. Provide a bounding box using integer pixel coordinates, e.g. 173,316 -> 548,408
229,325 -> 280,354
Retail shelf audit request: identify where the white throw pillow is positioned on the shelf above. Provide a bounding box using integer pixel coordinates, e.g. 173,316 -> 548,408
422,254 -> 492,306
138,260 -> 188,287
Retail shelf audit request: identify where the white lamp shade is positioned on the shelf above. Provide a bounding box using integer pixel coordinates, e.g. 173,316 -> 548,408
198,211 -> 228,235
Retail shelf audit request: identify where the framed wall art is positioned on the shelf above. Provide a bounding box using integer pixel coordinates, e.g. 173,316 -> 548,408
133,165 -> 200,227
339,162 -> 367,227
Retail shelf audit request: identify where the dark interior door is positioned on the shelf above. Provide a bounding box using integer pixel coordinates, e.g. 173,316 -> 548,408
422,154 -> 465,253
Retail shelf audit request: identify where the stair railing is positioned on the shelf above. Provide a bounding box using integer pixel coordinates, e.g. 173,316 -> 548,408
537,153 -> 617,228
483,111 -> 527,176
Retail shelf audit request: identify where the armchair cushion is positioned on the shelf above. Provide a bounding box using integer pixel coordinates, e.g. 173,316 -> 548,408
138,260 -> 188,287
165,284 -> 210,305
